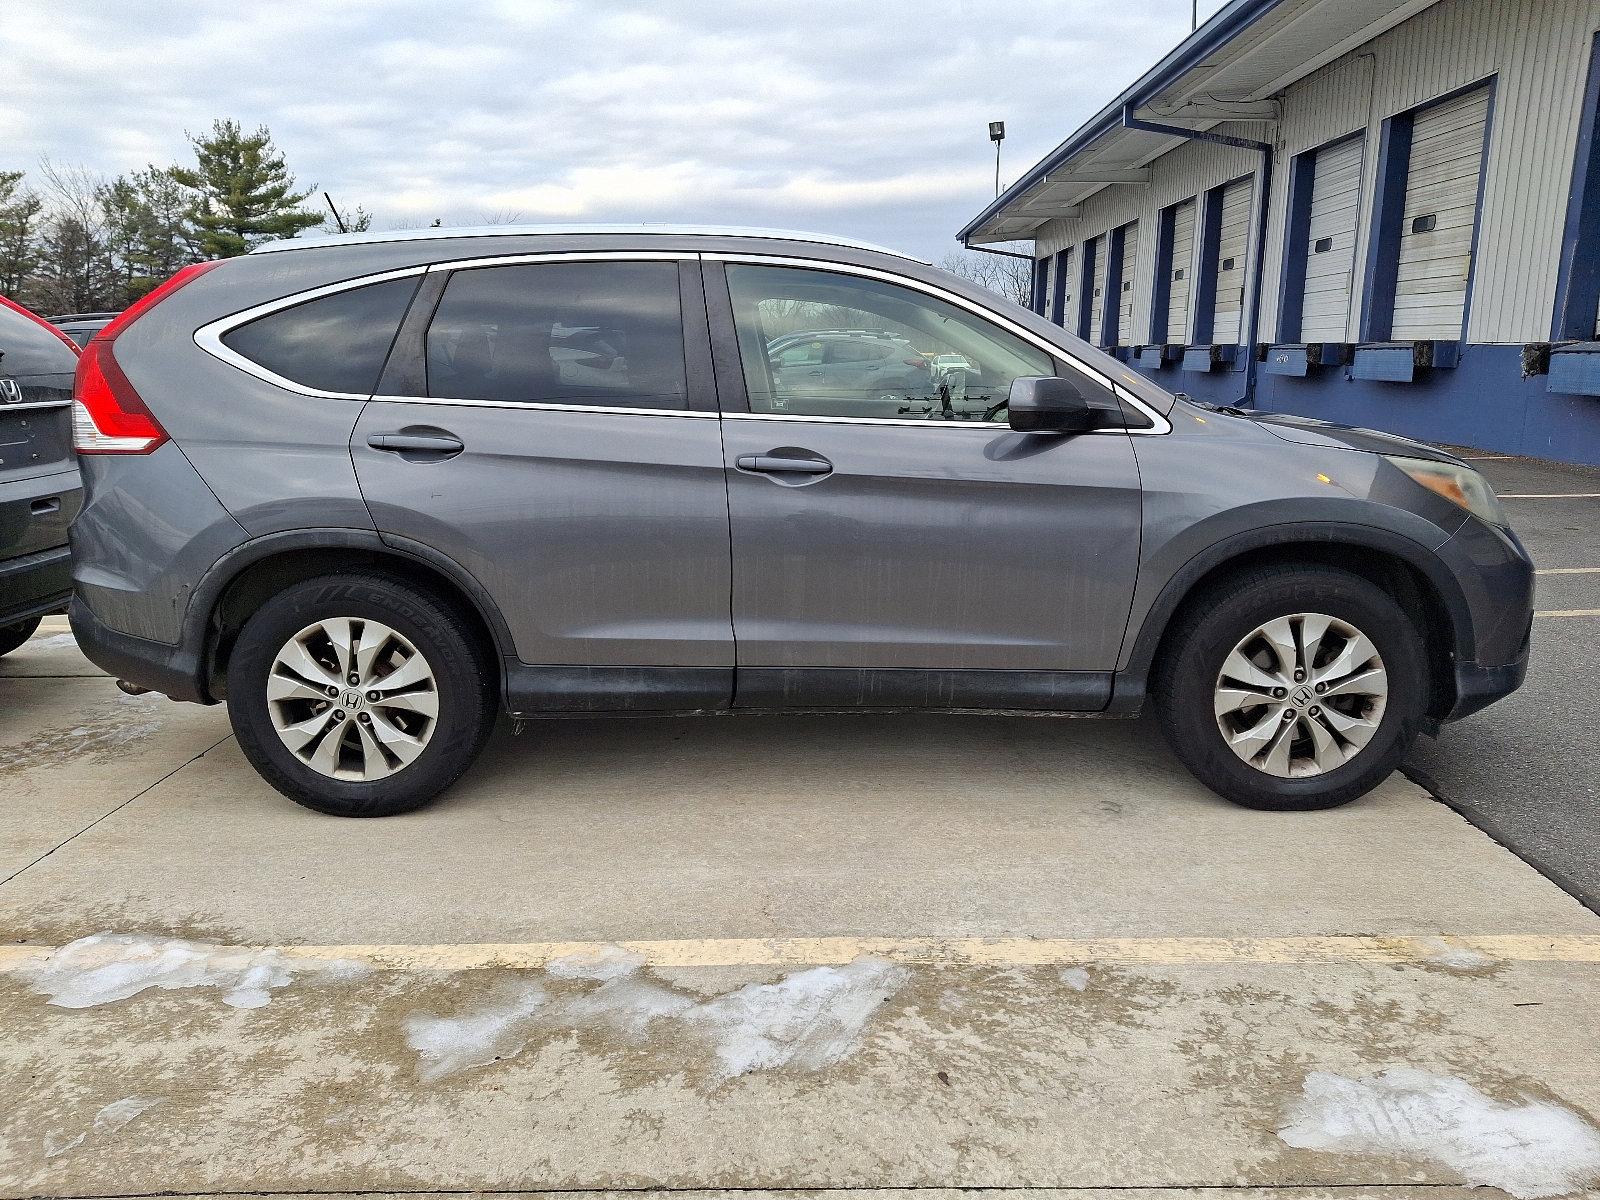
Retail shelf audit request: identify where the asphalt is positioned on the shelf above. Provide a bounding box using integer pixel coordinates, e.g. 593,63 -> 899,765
1404,449 -> 1600,911
4,623 -> 1600,1197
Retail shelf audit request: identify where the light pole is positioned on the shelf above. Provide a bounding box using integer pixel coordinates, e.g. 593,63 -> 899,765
989,121 -> 1005,197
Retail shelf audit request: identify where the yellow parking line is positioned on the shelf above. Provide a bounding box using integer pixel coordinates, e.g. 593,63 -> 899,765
3,934 -> 1599,972
1535,609 -> 1600,618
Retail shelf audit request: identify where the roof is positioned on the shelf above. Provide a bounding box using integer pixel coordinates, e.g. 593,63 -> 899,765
251,223 -> 927,263
960,0 -> 1438,245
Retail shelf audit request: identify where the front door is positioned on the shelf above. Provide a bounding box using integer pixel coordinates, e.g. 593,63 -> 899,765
708,260 -> 1144,711
351,255 -> 734,712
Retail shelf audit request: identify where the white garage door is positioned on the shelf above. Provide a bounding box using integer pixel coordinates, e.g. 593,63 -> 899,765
1211,178 -> 1253,344
1300,136 -> 1364,342
1087,235 -> 1108,345
1053,247 -> 1075,326
1116,222 -> 1139,344
1391,86 -> 1491,340
1167,199 -> 1196,343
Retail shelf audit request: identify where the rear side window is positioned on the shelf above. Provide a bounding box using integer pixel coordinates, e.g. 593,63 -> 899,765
223,276 -> 420,395
424,261 -> 687,410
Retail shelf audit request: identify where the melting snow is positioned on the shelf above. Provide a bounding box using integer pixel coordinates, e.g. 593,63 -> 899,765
1059,966 -> 1091,991
1417,937 -> 1497,971
405,954 -> 906,1083
405,981 -> 548,1082
25,934 -> 371,1009
1279,1067 -> 1600,1199
26,633 -> 78,652
544,944 -> 646,980
44,1096 -> 159,1158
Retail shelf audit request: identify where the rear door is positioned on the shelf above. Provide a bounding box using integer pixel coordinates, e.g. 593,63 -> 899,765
708,258 -> 1145,711
350,254 -> 734,711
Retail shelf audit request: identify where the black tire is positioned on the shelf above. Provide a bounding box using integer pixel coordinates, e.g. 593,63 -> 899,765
227,572 -> 496,817
1154,564 -> 1428,811
0,615 -> 43,658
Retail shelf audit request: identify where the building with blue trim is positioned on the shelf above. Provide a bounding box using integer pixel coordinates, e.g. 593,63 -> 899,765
959,0 -> 1600,466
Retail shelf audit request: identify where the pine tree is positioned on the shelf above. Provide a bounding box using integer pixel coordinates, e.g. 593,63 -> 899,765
169,120 -> 323,257
0,171 -> 43,298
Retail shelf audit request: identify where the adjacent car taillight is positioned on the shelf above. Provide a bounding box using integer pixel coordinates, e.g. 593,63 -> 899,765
72,259 -> 223,454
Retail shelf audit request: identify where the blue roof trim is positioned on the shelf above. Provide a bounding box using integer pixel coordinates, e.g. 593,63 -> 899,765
958,0 -> 1289,243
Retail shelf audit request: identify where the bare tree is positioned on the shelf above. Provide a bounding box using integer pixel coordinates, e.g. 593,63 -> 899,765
938,247 -> 1034,308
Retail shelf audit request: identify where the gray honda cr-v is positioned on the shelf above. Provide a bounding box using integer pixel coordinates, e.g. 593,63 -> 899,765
67,225 -> 1532,817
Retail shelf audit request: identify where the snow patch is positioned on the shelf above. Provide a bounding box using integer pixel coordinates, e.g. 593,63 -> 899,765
25,934 -> 370,1010
405,980 -> 548,1082
27,633 -> 78,652
684,958 -> 908,1079
544,944 -> 646,981
1059,966 -> 1090,992
44,1096 -> 159,1158
1417,937 -> 1496,971
1279,1067 -> 1600,1199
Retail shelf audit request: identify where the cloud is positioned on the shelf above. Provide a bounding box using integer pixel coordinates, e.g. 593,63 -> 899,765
1,0 -> 1221,260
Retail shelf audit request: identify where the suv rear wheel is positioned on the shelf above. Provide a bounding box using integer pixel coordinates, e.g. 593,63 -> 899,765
227,573 -> 496,817
1155,564 -> 1428,811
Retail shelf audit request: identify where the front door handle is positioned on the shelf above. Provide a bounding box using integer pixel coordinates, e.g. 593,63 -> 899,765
735,453 -> 833,476
367,432 -> 464,455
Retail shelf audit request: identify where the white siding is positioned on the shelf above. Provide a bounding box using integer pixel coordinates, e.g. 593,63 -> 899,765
1167,199 -> 1197,343
1088,235 -> 1108,344
1116,222 -> 1139,343
1392,85 -> 1492,339
1301,136 -> 1366,342
1211,179 -> 1254,344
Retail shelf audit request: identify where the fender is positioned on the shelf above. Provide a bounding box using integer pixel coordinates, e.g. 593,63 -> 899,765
181,527 -> 517,701
1108,514 -> 1476,715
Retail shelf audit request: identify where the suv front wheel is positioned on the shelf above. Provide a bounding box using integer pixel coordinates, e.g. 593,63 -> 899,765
1155,564 -> 1428,811
228,573 -> 496,817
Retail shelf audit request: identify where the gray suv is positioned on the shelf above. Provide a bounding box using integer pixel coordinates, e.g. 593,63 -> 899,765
67,225 -> 1533,817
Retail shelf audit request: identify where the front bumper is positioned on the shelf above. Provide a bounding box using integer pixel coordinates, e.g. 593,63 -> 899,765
68,595 -> 214,703
1446,645 -> 1529,721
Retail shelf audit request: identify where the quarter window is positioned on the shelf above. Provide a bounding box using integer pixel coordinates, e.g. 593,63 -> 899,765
222,276 -> 420,395
424,261 -> 687,410
725,264 -> 1055,421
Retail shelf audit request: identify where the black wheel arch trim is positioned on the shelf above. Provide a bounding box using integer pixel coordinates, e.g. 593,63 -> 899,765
1108,516 -> 1475,714
182,527 -> 517,703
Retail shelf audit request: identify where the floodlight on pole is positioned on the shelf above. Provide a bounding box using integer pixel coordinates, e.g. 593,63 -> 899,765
989,121 -> 1006,197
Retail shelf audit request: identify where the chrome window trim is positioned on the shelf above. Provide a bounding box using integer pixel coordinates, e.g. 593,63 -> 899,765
424,249 -> 693,271
193,265 -> 431,399
705,251 -> 1172,436
369,396 -> 712,419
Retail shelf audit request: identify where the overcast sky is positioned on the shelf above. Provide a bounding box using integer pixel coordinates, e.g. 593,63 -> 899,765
3,0 -> 1226,262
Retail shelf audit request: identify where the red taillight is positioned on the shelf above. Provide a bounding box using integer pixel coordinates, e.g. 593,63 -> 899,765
0,293 -> 81,355
72,260 -> 223,455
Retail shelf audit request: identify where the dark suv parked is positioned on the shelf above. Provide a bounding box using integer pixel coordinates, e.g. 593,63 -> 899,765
67,226 -> 1532,817
0,295 -> 80,657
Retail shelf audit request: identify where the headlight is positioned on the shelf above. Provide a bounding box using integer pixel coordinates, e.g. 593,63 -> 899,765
1385,455 -> 1508,527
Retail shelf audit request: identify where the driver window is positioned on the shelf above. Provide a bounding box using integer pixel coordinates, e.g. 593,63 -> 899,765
726,263 -> 1055,421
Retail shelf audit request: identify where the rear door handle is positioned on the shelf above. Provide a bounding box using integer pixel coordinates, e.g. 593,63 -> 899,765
30,497 -> 60,515
367,432 -> 464,455
735,453 -> 833,475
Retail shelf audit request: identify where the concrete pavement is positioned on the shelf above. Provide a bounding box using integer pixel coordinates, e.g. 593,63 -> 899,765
4,623 -> 1600,1197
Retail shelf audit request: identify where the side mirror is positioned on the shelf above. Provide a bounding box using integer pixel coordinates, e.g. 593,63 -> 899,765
1006,375 -> 1121,435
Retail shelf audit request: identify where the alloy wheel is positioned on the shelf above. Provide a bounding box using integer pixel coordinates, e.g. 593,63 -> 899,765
265,618 -> 439,781
1213,612 -> 1389,779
